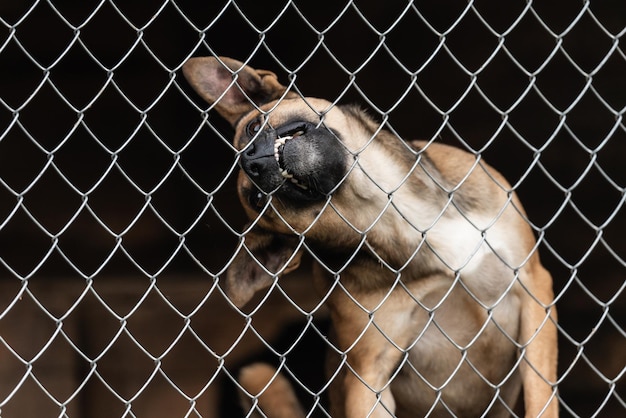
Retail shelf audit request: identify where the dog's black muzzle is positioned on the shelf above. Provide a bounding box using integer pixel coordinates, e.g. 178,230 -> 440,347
239,122 -> 347,202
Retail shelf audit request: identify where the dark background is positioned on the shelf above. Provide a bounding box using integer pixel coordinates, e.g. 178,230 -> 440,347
0,1 -> 624,417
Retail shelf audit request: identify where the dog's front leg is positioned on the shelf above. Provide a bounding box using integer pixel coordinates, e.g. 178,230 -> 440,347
325,285 -> 415,418
519,261 -> 559,417
342,357 -> 398,418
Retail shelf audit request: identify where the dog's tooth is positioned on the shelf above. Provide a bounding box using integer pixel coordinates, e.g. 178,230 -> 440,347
274,136 -> 289,164
290,178 -> 308,190
274,136 -> 290,148
281,169 -> 293,179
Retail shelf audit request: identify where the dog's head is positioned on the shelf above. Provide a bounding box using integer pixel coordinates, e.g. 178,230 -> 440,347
183,57 -> 410,306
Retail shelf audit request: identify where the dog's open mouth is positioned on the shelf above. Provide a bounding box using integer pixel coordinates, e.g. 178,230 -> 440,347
273,129 -> 309,190
239,119 -> 345,201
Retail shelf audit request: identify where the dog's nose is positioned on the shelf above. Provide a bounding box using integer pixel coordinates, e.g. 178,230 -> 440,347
243,144 -> 263,177
246,161 -> 261,177
242,130 -> 275,161
239,131 -> 284,192
245,142 -> 257,158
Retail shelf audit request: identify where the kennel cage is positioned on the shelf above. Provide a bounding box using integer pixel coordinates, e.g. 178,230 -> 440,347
0,1 -> 624,417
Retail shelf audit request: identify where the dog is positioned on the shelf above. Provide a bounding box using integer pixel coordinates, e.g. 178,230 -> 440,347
183,56 -> 558,417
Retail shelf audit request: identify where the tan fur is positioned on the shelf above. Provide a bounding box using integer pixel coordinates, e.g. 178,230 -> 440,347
238,363 -> 306,418
183,56 -> 558,417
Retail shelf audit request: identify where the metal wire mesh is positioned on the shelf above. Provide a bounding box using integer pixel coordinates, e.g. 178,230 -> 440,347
0,1 -> 624,417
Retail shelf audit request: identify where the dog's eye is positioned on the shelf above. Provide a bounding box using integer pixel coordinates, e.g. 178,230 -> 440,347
247,190 -> 266,210
246,118 -> 262,137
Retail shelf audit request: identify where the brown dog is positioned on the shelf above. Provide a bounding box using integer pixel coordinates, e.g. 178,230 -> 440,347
183,56 -> 558,417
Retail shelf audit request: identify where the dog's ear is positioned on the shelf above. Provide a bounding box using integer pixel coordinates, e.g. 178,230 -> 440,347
182,56 -> 294,125
224,228 -> 303,308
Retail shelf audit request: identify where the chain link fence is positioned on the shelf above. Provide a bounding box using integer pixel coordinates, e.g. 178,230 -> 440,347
0,0 -> 624,417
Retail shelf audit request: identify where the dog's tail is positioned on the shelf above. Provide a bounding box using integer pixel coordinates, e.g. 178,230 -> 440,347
238,363 -> 306,418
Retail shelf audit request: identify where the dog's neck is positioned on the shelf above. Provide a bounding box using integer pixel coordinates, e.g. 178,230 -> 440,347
306,234 -> 447,293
